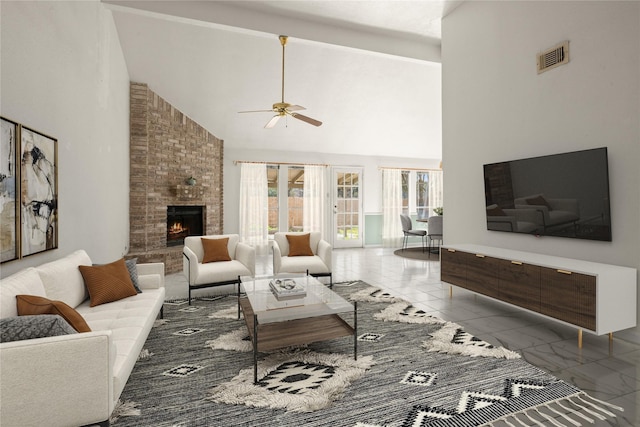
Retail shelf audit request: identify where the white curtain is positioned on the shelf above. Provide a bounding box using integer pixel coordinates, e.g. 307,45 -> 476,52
428,170 -> 444,216
303,165 -> 326,238
239,163 -> 269,255
382,168 -> 403,248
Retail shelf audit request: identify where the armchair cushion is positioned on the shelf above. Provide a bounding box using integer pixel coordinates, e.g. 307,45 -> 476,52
201,237 -> 232,263
286,233 -> 314,257
16,295 -> 91,333
78,258 -> 138,307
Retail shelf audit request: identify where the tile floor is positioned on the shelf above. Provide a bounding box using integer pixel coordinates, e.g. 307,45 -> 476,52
165,246 -> 639,425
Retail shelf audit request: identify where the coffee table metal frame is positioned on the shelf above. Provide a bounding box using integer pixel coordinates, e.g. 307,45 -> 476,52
238,275 -> 357,383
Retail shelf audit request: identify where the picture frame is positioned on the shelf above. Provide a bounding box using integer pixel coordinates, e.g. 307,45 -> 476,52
20,125 -> 58,256
0,117 -> 19,262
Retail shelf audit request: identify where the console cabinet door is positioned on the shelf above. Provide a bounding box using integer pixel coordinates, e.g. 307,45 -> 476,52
499,260 -> 540,312
466,254 -> 501,298
440,249 -> 469,287
540,267 -> 596,330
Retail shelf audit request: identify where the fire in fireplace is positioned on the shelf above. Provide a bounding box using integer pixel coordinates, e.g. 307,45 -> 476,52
167,206 -> 204,247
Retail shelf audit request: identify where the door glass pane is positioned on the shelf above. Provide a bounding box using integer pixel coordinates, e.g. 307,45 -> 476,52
287,166 -> 304,231
267,166 -> 278,235
335,171 -> 361,242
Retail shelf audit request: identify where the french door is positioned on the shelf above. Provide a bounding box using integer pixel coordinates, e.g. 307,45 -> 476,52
332,167 -> 363,248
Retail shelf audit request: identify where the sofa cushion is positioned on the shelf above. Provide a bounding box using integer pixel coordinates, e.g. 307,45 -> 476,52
0,268 -> 47,319
16,294 -> 91,332
286,233 -> 314,256
201,237 -> 232,263
0,314 -> 77,343
79,258 -> 138,307
36,250 -> 92,308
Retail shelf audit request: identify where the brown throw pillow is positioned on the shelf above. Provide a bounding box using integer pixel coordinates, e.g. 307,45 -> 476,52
201,237 -> 232,263
486,206 -> 506,216
78,258 -> 138,307
287,233 -> 314,257
526,195 -> 552,211
16,295 -> 91,333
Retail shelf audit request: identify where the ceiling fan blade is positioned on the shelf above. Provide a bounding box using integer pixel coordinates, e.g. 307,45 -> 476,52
289,112 -> 322,127
264,115 -> 281,129
286,105 -> 306,112
238,109 -> 274,114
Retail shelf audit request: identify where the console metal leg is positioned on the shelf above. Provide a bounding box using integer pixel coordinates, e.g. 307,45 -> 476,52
253,314 -> 258,384
237,278 -> 241,320
354,301 -> 358,361
578,329 -> 583,348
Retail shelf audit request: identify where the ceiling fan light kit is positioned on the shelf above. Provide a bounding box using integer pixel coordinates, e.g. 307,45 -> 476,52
239,35 -> 323,128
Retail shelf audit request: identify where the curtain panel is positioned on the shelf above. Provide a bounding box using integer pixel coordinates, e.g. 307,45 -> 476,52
428,170 -> 443,216
239,163 -> 269,255
382,168 -> 403,248
303,165 -> 327,239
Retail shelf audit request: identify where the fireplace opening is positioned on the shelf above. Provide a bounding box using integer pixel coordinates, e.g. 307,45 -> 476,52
167,206 -> 204,247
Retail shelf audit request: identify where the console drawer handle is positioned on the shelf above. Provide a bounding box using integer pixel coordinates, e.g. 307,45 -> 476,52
557,269 -> 573,275
475,254 -> 485,258
511,261 -> 523,265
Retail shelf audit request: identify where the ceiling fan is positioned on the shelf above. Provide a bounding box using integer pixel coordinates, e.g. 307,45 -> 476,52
239,35 -> 322,128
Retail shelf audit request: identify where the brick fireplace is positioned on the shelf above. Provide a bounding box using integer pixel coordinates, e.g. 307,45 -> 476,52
128,82 -> 223,273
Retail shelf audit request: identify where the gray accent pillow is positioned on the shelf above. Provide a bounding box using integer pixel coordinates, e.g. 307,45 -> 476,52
125,258 -> 142,293
0,315 -> 78,343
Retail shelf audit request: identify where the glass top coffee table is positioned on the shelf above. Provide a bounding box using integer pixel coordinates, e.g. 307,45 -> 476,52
239,275 -> 357,383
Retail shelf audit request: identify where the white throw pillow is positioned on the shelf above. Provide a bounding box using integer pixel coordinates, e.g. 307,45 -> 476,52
36,250 -> 92,308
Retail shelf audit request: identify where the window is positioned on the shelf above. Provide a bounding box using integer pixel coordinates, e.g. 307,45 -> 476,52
267,166 -> 278,235
416,171 -> 429,219
401,170 -> 410,215
399,169 -> 443,218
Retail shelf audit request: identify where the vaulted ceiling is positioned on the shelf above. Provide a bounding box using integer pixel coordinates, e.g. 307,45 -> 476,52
104,1 -> 462,160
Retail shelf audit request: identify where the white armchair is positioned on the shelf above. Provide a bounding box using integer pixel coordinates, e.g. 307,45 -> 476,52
183,234 -> 255,307
272,232 -> 333,287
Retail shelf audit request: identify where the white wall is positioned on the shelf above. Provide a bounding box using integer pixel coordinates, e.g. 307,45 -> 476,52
442,1 -> 639,300
223,147 -> 441,236
1,0 -> 130,277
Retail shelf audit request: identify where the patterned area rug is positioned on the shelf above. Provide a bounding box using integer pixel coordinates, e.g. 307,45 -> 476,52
112,281 -> 623,427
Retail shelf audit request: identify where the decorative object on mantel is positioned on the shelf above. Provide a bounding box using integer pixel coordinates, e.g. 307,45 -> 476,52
176,184 -> 205,200
185,176 -> 196,186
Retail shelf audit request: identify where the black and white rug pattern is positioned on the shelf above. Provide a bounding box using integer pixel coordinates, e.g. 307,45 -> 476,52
111,281 -> 624,427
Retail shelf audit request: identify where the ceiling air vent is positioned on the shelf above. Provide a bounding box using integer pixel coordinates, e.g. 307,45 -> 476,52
537,41 -> 569,74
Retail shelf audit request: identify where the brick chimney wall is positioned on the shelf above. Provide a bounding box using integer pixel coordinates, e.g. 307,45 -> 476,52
128,82 -> 223,273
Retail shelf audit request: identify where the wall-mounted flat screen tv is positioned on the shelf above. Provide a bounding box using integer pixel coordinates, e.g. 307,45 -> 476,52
483,147 -> 611,241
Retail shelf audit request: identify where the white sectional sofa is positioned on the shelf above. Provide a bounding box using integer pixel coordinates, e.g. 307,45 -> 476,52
0,250 -> 165,427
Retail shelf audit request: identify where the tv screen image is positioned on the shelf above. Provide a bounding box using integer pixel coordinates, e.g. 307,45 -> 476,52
483,147 -> 611,241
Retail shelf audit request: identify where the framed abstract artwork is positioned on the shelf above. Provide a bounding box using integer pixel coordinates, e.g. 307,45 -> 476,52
1,117 -> 19,262
20,126 -> 58,256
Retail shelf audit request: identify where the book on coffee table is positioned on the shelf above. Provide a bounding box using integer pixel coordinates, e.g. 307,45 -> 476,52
269,278 -> 306,300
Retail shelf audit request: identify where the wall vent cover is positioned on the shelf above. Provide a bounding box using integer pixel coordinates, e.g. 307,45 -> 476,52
537,41 -> 569,74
